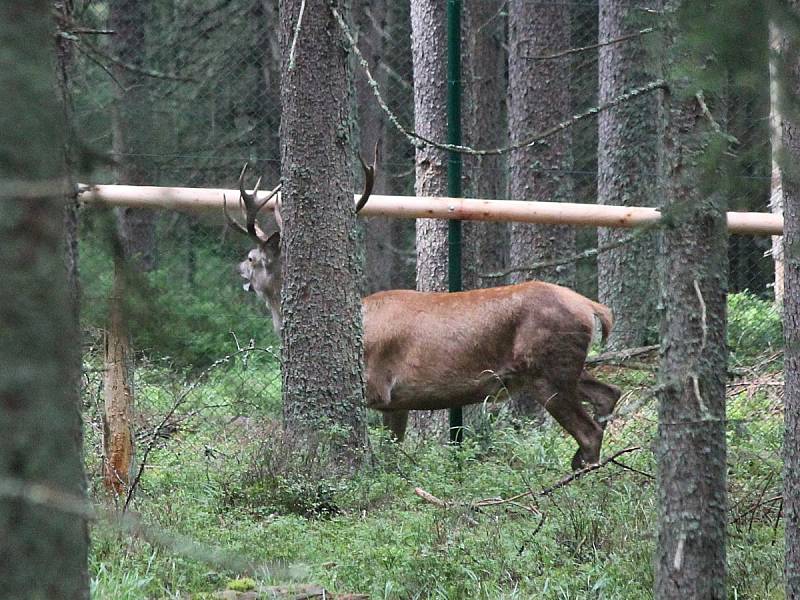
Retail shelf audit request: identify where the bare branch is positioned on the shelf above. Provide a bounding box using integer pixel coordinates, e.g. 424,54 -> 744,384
287,0 -> 307,72
479,230 -> 646,280
331,3 -> 666,157
524,27 -> 655,61
414,447 -> 643,513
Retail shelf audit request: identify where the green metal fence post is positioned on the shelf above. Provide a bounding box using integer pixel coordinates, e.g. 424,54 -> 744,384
447,0 -> 463,444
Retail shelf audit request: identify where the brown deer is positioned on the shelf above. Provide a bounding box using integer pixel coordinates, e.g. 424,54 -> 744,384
226,158 -> 621,469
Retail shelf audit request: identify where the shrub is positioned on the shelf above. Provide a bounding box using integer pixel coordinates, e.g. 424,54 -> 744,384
727,291 -> 782,363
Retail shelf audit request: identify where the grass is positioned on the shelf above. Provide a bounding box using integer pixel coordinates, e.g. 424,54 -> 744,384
86,352 -> 785,599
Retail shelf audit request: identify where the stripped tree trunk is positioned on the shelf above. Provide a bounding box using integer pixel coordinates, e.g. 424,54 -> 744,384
769,21 -> 785,307
103,0 -> 157,495
103,261 -> 135,495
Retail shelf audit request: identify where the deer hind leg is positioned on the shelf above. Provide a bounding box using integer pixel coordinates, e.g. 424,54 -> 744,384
530,378 -> 605,470
381,410 -> 409,442
577,370 -> 621,430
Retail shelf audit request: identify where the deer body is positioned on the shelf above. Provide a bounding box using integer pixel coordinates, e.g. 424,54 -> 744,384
227,157 -> 620,469
362,283 -> 620,468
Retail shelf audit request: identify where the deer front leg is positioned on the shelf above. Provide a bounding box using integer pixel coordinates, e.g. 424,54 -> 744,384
381,410 -> 409,442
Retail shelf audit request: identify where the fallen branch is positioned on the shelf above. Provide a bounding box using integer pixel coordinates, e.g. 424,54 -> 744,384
414,446 -> 643,512
586,344 -> 659,366
539,446 -> 642,496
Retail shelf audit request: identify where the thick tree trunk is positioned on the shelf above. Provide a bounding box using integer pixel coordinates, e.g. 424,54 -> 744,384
597,0 -> 659,350
655,3 -> 728,598
0,3 -> 90,596
781,3 -> 800,596
506,0 -> 573,418
409,0 -> 450,438
279,0 -> 367,456
507,0 -> 575,289
462,0 -> 507,291
412,0 -> 449,294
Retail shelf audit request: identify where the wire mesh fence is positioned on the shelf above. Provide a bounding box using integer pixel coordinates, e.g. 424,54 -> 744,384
66,0 -> 783,498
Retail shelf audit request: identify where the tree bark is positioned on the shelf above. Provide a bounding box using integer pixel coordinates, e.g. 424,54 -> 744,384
104,0 -> 159,495
597,0 -> 659,350
781,3 -> 800,596
279,0 -> 367,457
103,261 -> 135,495
655,3 -> 728,598
507,0 -> 575,289
409,0 -> 450,438
769,21 -> 785,307
109,0 -> 157,270
0,3 -> 90,596
462,0 -> 507,291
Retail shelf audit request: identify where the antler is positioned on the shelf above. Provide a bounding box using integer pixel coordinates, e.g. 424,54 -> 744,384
224,162 -> 281,242
272,143 -> 378,232
355,140 -> 379,213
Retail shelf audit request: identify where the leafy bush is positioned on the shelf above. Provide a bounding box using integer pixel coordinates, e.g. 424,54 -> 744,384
727,291 -> 783,363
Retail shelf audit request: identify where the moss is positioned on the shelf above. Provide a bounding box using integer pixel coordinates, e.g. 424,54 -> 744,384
226,578 -> 256,592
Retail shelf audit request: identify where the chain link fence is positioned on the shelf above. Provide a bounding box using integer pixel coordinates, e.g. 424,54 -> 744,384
66,0 -> 783,498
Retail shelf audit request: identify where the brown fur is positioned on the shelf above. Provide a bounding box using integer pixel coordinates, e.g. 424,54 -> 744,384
361,281 -> 621,468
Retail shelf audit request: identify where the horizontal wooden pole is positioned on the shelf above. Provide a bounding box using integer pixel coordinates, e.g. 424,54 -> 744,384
77,183 -> 784,235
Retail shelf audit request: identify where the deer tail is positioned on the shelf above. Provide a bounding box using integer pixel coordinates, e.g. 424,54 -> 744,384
591,301 -> 614,345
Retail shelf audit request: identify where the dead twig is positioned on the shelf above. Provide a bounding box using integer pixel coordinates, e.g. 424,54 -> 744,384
414,447 -> 643,514
586,344 -> 660,366
123,344 -> 276,512
538,446 -> 641,496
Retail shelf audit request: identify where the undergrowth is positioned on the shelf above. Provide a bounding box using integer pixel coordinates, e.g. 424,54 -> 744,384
87,353 -> 785,599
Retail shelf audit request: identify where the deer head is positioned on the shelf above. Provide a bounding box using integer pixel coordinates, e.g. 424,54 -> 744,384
226,148 -> 377,332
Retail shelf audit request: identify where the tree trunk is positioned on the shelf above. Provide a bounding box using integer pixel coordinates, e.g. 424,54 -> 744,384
409,0 -> 450,438
0,3 -> 90,596
506,0 -> 573,418
103,261 -> 135,495
769,21 -> 785,307
462,0 -> 507,291
109,0 -> 157,269
55,1 -> 81,318
655,3 -> 728,598
104,0 -> 159,495
507,0 -> 575,289
279,0 -> 367,457
597,0 -> 659,350
781,3 -> 800,595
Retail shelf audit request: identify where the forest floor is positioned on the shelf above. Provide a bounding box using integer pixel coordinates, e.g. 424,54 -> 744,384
84,344 -> 786,600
